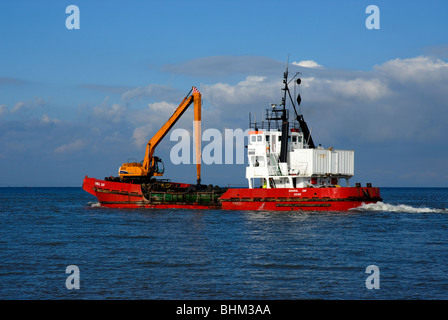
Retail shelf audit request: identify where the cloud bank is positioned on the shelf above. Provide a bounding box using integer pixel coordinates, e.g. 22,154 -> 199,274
1,54 -> 448,186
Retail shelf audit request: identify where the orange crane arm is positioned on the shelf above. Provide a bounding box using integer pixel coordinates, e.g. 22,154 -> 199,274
142,88 -> 202,182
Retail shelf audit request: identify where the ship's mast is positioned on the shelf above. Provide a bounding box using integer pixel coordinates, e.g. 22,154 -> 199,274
255,60 -> 316,157
279,65 -> 290,163
282,62 -> 316,150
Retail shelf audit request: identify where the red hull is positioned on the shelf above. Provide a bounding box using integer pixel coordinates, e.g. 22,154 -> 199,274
219,187 -> 381,211
83,176 -> 381,211
82,176 -> 217,209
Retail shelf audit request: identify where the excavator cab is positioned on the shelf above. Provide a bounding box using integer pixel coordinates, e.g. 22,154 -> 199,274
118,156 -> 164,179
152,156 -> 164,176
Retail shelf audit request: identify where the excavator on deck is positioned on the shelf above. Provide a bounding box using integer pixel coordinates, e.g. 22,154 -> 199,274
112,86 -> 202,186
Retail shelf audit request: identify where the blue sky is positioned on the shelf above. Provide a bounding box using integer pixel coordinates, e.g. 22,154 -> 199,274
1,0 -> 448,187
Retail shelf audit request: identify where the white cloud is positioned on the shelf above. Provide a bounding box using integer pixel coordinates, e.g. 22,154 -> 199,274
292,60 -> 323,69
238,75 -> 266,85
336,78 -> 389,101
195,55 -> 448,148
132,125 -> 152,148
7,97 -> 49,116
375,56 -> 448,83
11,101 -> 25,113
41,114 -> 61,124
202,75 -> 278,106
300,56 -> 448,145
130,101 -> 189,147
54,139 -> 85,154
147,101 -> 175,113
93,98 -> 126,124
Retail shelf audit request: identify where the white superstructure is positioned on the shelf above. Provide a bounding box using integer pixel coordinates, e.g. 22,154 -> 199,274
244,66 -> 356,189
245,128 -> 354,189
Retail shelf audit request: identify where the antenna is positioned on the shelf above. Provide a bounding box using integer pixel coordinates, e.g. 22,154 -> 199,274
279,56 -> 290,163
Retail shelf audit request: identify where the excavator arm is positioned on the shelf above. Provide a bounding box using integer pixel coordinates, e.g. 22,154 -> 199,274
119,87 -> 202,183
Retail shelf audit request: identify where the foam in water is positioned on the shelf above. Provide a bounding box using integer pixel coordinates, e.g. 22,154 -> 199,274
355,202 -> 447,214
88,201 -> 101,207
85,200 -> 446,213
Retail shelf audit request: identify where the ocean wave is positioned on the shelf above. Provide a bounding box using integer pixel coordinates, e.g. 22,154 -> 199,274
355,202 -> 448,214
87,201 -> 101,207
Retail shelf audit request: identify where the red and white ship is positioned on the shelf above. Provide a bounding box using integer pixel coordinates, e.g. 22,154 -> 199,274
83,67 -> 381,211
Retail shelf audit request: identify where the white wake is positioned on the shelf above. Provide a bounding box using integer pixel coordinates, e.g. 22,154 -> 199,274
355,202 -> 448,214
87,201 -> 101,207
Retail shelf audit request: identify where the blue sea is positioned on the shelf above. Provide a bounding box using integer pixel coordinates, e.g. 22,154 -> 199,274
1,187 -> 447,300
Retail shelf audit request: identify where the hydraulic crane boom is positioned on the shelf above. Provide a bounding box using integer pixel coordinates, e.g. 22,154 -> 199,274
118,87 -> 202,184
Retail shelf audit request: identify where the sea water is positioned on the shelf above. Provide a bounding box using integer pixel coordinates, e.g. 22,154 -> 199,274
0,187 -> 447,300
